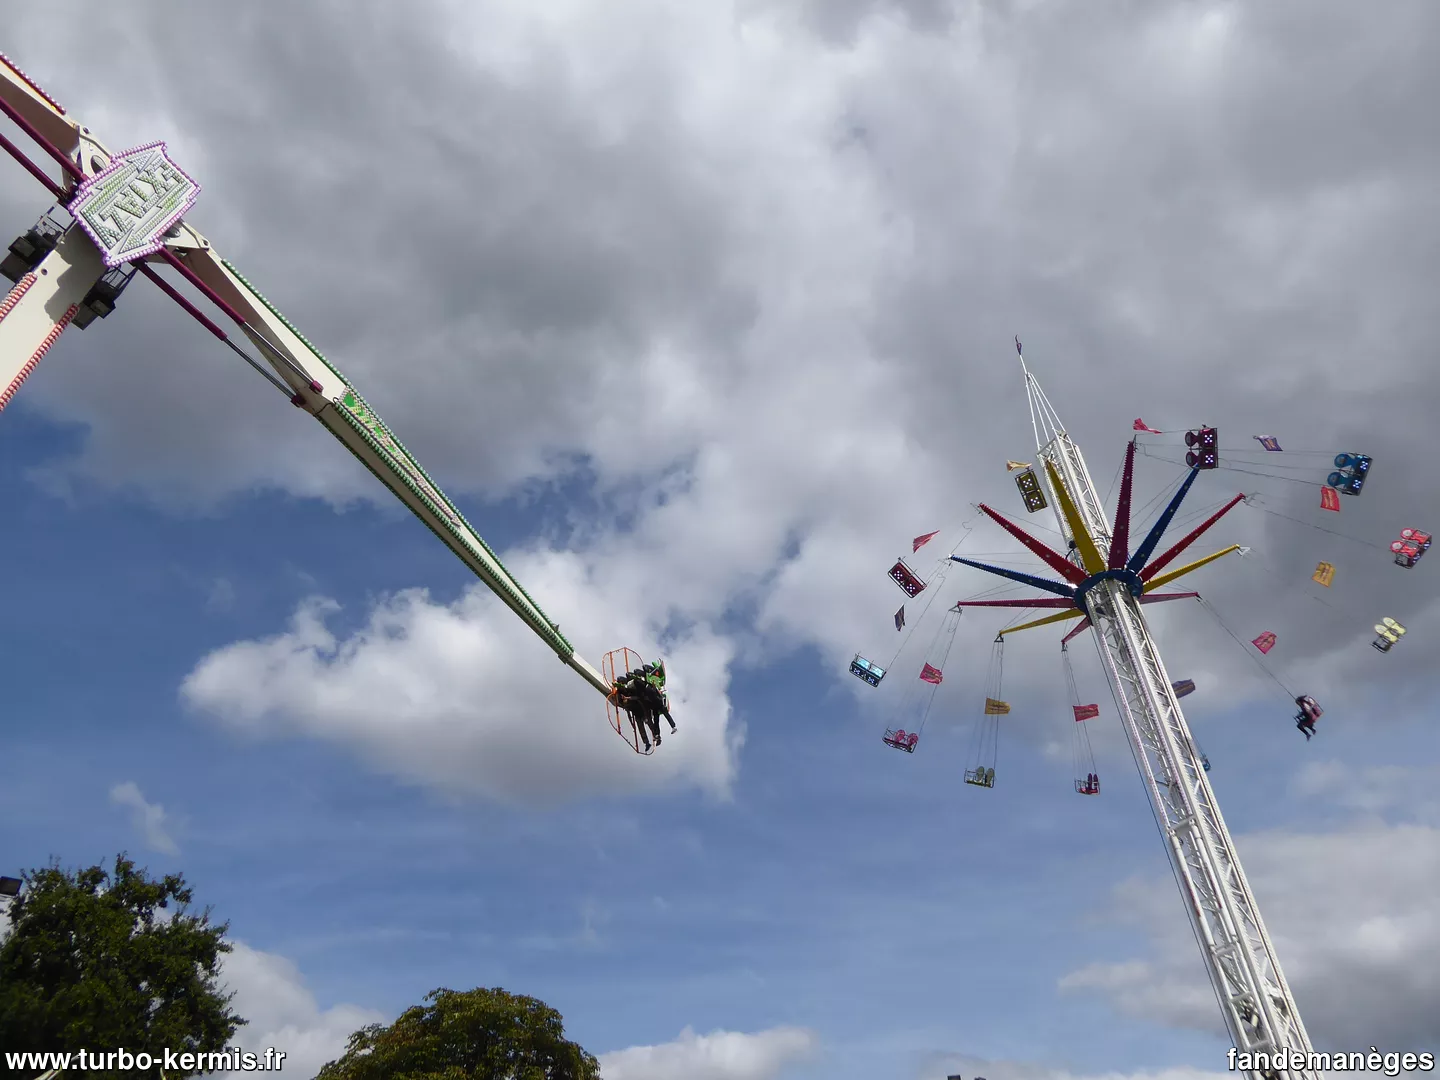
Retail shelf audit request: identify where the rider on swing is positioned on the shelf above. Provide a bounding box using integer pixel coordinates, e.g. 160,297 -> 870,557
616,670 -> 661,750
1294,695 -> 1322,740
644,660 -> 676,734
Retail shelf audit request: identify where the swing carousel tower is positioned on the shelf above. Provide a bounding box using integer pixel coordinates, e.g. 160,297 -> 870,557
950,342 -> 1316,1079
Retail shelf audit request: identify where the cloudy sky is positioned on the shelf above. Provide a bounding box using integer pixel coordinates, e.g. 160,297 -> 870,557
2,1 -> 1438,1077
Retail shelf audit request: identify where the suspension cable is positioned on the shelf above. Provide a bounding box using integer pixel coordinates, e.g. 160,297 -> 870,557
1195,595 -> 1296,699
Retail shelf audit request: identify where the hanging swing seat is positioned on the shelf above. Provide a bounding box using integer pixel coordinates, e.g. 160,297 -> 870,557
964,766 -> 995,787
883,728 -> 919,752
1063,645 -> 1101,796
850,653 -> 886,686
887,558 -> 927,597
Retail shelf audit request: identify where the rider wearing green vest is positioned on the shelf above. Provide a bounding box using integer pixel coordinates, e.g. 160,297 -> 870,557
617,670 -> 660,750
644,661 -> 676,733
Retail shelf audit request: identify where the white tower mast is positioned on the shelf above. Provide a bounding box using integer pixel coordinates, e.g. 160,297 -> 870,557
1020,346 -> 1315,1077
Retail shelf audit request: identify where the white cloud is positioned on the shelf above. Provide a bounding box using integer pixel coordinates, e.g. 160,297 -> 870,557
207,942 -> 385,1079
1290,759 -> 1440,821
179,557 -> 742,804
109,781 -> 180,856
208,940 -> 816,1080
1059,766 -> 1440,1050
5,1 -> 1436,810
599,1025 -> 817,1080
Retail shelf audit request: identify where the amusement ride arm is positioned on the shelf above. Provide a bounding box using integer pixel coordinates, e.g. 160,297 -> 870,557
0,52 -> 612,699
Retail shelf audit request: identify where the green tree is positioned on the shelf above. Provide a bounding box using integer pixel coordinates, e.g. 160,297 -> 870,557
0,853 -> 244,1076
317,987 -> 601,1080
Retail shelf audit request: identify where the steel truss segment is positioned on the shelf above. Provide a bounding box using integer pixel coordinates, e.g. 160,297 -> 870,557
1100,586 -> 1310,1056
1038,414 -> 1315,1078
1040,434 -> 1113,556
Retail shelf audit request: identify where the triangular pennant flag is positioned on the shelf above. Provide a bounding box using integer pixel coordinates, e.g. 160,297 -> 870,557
912,530 -> 940,552
1312,562 -> 1335,587
984,697 -> 1010,715
1006,460 -> 1032,471
1134,419 -> 1163,434
1320,487 -> 1341,512
919,662 -> 943,685
894,605 -> 906,631
1073,703 -> 1099,721
1253,435 -> 1282,451
1251,631 -> 1276,654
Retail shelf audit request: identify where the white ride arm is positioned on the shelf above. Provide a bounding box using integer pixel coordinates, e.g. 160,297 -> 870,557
0,54 -> 105,411
159,232 -> 611,696
0,223 -> 102,412
0,51 -> 611,698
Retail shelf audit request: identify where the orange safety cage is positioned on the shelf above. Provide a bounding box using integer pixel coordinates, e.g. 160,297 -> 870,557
603,647 -> 653,756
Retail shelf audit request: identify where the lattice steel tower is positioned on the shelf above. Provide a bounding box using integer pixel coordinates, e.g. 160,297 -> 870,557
949,342 -> 1315,1079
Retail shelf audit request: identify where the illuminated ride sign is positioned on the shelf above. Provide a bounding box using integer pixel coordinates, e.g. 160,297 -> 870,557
68,141 -> 200,267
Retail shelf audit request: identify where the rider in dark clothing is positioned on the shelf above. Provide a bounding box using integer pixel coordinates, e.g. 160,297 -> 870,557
1294,695 -> 1321,740
643,662 -> 676,733
618,671 -> 661,749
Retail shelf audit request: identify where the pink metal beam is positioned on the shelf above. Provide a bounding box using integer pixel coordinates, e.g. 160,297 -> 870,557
0,88 -> 82,184
976,502 -> 1087,584
1138,591 -> 1199,603
136,263 -> 293,398
152,248 -> 320,393
1109,439 -> 1137,569
951,597 -> 1076,609
1139,494 -> 1246,581
0,126 -> 62,196
155,247 -> 247,328
1061,617 -> 1092,644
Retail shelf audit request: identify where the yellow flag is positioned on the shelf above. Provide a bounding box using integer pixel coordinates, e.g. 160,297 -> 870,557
1312,561 -> 1335,587
1006,460 -> 1032,472
984,697 -> 1011,715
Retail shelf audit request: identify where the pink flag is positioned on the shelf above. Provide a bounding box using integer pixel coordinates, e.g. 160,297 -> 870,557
919,662 -> 943,684
1251,631 -> 1277,654
1320,488 -> 1340,512
1073,704 -> 1099,722
1134,419 -> 1163,434
912,530 -> 940,553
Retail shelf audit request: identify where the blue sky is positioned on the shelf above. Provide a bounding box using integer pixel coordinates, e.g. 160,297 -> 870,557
3,4 -> 1440,1079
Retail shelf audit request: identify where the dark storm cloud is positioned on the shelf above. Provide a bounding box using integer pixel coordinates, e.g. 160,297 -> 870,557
773,0 -> 955,42
3,0 -> 749,501
3,0 -> 1432,735
814,0 -> 1440,686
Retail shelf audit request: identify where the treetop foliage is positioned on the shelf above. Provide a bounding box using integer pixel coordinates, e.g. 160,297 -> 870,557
0,853 -> 244,1077
316,986 -> 601,1080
